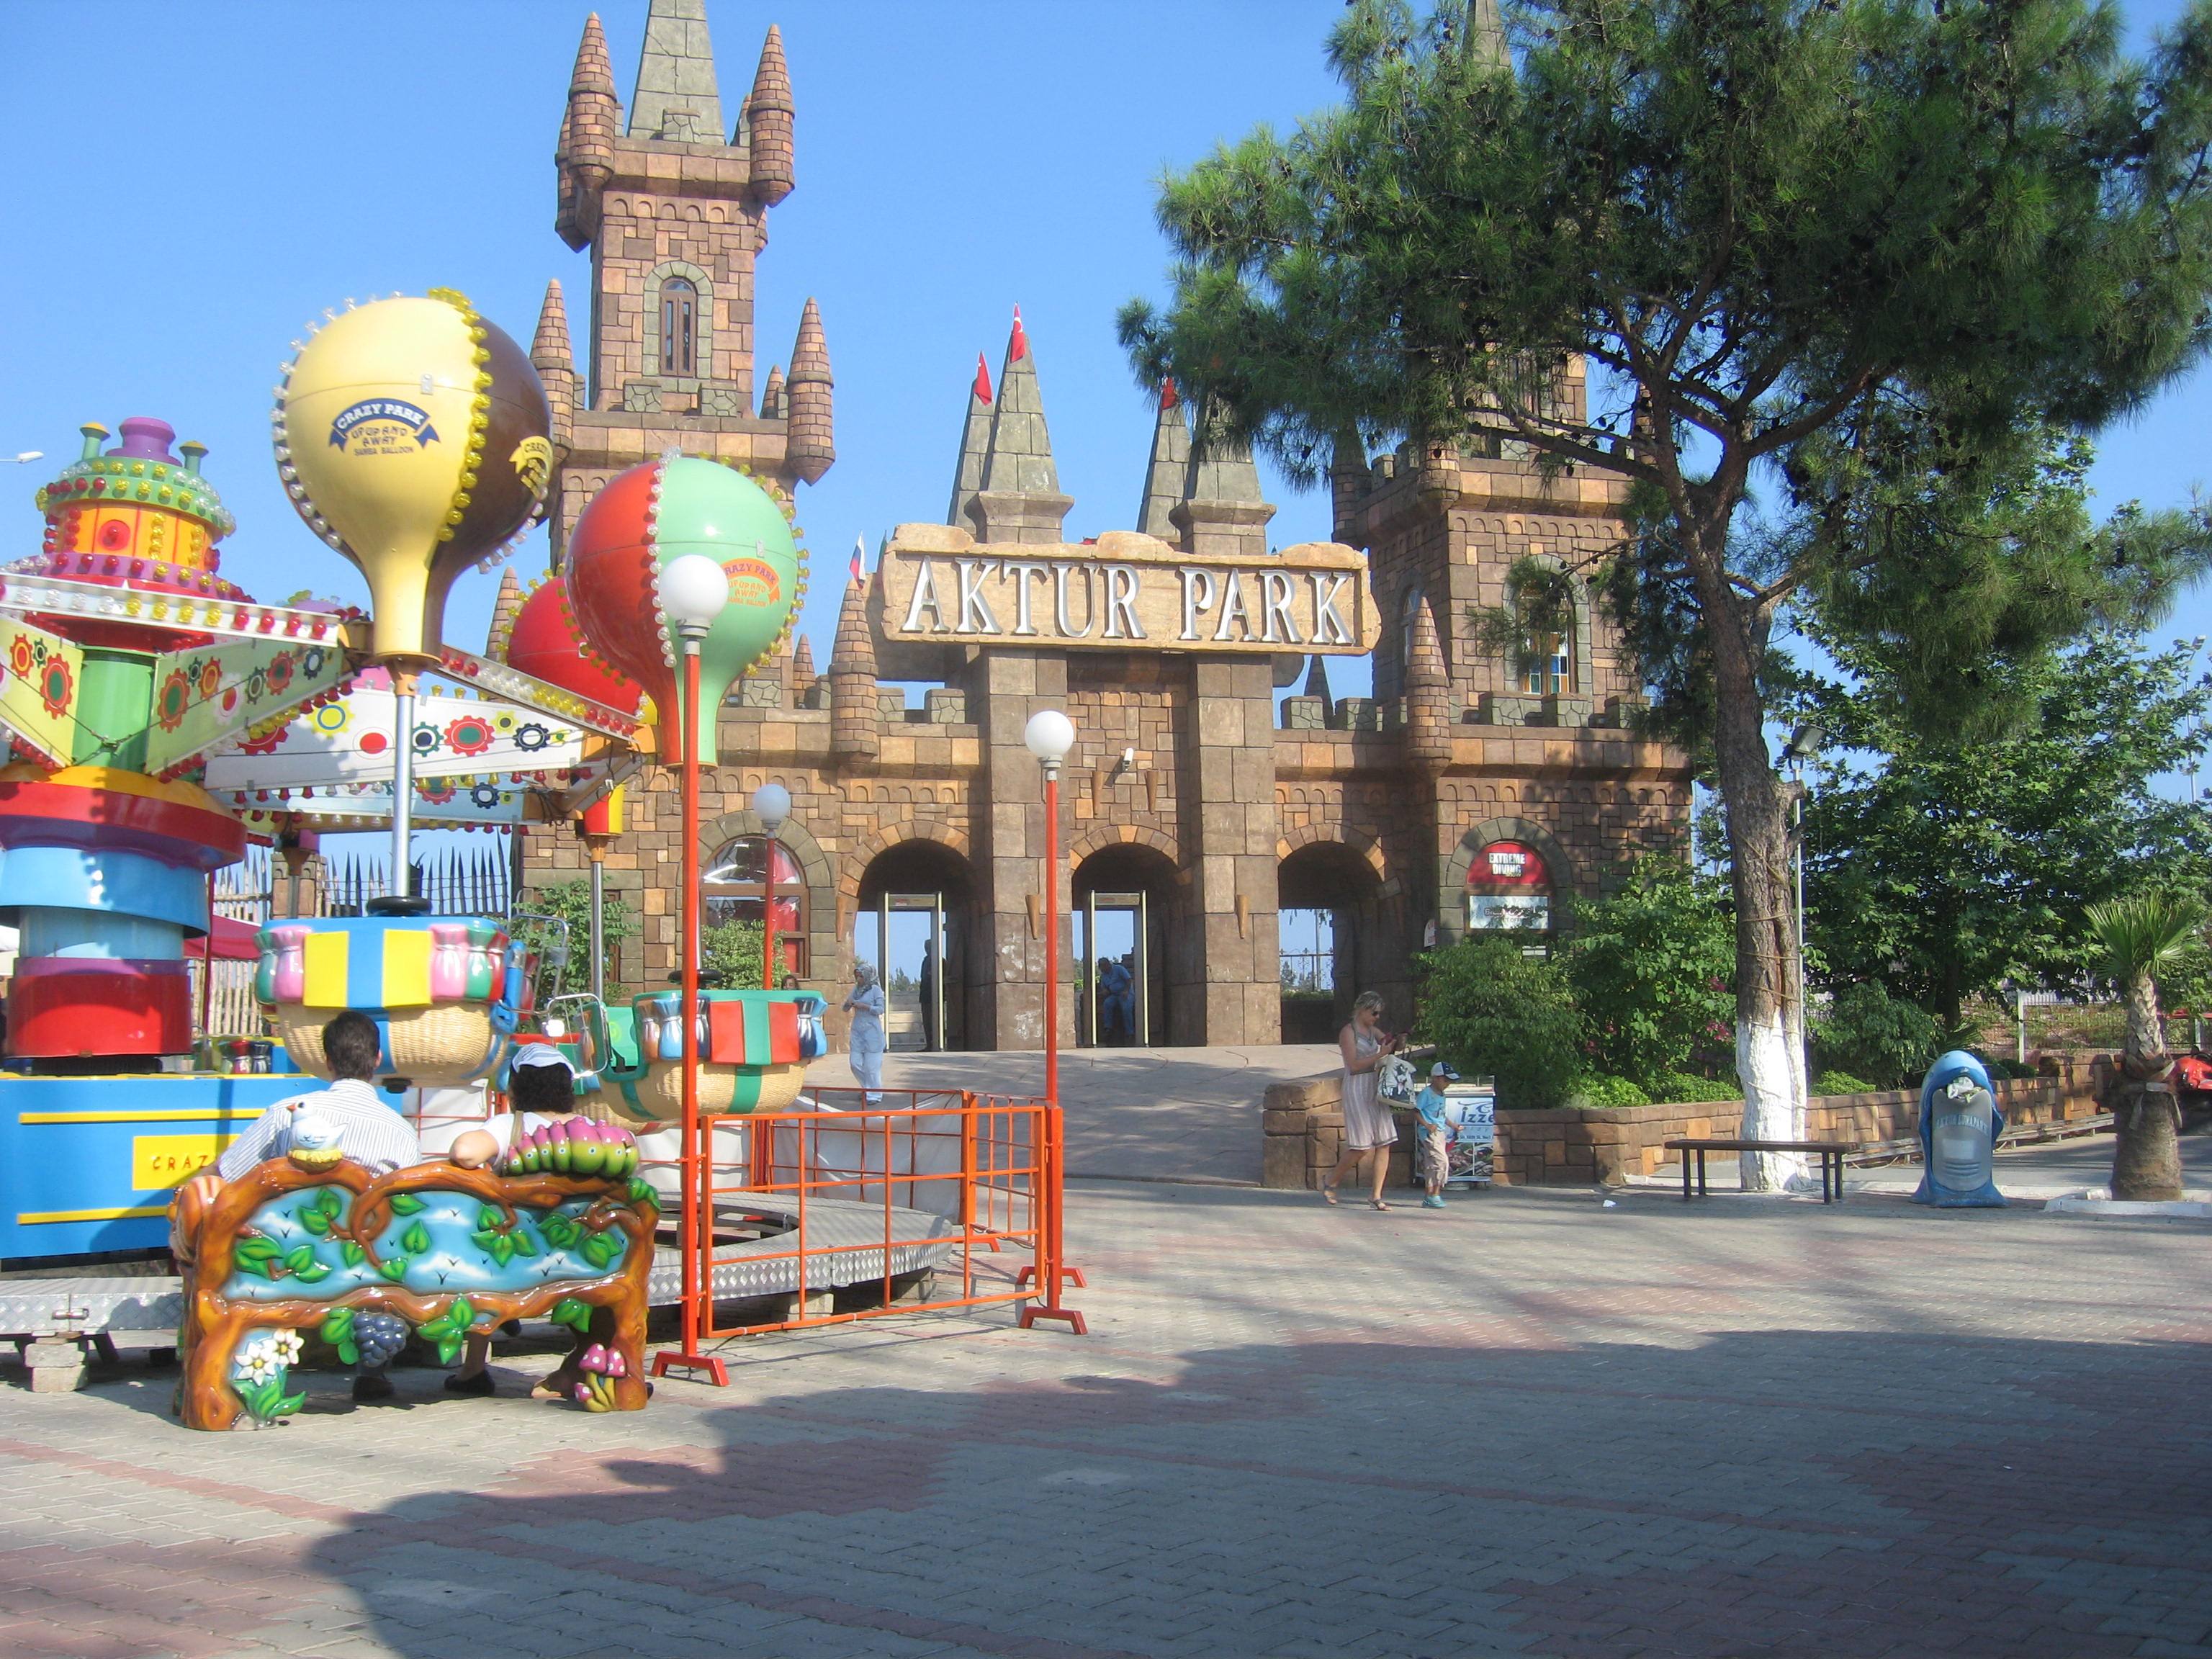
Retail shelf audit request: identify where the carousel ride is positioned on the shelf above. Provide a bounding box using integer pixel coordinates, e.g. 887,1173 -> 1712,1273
0,290 -> 824,1278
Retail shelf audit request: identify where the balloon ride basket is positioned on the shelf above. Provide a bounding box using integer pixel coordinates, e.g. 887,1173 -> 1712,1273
637,1089 -> 1086,1382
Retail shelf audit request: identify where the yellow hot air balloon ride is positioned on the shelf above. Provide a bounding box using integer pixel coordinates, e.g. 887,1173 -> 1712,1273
274,290 -> 553,663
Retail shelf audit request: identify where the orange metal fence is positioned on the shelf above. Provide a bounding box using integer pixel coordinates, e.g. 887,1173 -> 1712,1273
657,1089 -> 1084,1362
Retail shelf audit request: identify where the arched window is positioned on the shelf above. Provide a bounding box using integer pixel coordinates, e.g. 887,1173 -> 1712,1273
1521,629 -> 1573,695
658,276 -> 698,376
702,835 -> 806,979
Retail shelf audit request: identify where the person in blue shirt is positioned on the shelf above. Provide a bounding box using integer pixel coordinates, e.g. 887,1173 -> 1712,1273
1413,1061 -> 1456,1209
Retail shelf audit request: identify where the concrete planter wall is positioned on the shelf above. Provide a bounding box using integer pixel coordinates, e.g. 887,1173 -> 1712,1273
1259,1055 -> 2110,1190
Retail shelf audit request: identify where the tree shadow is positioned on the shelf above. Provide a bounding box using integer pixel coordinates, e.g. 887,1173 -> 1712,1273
220,1323 -> 2212,1658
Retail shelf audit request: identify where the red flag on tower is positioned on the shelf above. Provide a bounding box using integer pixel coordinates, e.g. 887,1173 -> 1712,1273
973,351 -> 993,404
1009,305 -> 1030,363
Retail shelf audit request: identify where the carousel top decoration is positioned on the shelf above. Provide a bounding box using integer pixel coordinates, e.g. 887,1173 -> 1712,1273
563,455 -> 804,765
272,292 -> 554,665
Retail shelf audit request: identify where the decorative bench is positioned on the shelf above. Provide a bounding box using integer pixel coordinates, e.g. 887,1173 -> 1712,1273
1663,1138 -> 1862,1204
168,1156 -> 656,1430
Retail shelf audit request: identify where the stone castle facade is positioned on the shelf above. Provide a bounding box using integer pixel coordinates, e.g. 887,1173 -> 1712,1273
517,1 -> 1694,1050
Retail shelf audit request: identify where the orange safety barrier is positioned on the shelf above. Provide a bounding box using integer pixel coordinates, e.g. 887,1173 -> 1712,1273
644,1088 -> 1085,1382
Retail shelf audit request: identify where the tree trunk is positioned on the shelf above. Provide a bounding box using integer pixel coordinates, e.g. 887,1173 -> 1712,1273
2108,971 -> 2183,1200
2108,1082 -> 2184,1201
1688,516 -> 1807,1192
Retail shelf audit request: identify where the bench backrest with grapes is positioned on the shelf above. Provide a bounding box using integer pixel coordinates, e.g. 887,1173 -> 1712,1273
168,1150 -> 657,1431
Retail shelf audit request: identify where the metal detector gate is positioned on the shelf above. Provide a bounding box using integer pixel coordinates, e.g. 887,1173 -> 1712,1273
1082,889 -> 1148,1047
873,891 -> 947,1052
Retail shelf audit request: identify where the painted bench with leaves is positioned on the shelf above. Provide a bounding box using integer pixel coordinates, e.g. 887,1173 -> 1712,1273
168,1158 -> 657,1431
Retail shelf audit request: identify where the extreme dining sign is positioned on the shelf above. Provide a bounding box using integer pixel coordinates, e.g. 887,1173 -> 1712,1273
877,528 -> 1380,656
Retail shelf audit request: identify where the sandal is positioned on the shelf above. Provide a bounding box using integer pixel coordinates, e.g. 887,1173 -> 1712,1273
1318,1183 -> 1339,1206
1369,1199 -> 1391,1211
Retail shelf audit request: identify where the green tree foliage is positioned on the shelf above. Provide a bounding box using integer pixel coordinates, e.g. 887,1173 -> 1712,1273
1557,858 -> 1734,1092
1122,0 -> 2212,1166
1809,982 -> 1943,1091
1414,935 -> 1585,1107
700,919 -> 769,991
521,878 -> 638,1000
1799,637 -> 2212,1030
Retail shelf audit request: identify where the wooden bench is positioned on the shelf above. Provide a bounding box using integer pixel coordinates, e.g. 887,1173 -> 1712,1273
1663,1138 -> 1863,1204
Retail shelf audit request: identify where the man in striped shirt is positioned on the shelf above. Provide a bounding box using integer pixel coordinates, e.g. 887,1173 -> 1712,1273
211,1011 -> 422,1178
182,1010 -> 422,1402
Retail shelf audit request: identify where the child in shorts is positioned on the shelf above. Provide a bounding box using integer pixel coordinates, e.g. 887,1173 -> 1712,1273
1414,1061 -> 1455,1210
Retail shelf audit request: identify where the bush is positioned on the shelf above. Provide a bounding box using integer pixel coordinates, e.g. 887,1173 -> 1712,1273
1416,935 -> 1584,1108
701,919 -> 769,990
1557,858 -> 1735,1092
1575,1074 -> 1652,1107
1646,1071 -> 1741,1104
1813,981 -> 1942,1089
1812,1070 -> 1877,1096
521,878 -> 638,999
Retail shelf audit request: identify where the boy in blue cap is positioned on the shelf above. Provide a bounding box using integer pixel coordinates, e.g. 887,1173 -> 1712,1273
1413,1061 -> 1455,1209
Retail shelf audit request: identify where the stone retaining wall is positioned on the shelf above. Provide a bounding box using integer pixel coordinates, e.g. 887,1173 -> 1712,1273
1259,1056 -> 2112,1190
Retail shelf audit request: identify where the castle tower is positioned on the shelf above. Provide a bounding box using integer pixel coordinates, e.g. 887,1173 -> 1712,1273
545,1 -> 832,568
971,310 -> 1071,544
947,352 -> 994,534
1173,397 -> 1274,559
1134,379 -> 1189,542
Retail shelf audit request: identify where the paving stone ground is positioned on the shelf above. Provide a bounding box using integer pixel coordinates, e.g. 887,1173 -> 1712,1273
4,1176 -> 2211,1658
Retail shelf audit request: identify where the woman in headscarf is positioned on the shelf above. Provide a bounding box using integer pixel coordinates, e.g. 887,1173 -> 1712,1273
842,960 -> 887,1103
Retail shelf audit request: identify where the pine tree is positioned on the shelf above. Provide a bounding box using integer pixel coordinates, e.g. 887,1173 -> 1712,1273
1122,0 -> 2212,1187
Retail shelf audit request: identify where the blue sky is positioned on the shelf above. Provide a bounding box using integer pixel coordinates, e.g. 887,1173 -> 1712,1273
1,0 -> 2206,709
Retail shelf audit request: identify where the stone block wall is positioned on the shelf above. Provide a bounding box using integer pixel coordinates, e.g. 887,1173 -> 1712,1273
1260,1060 -> 2112,1191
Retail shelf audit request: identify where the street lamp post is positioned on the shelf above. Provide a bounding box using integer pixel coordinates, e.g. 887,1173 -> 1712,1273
1017,710 -> 1084,1335
651,553 -> 729,1385
747,781 -> 791,1192
751,782 -> 791,992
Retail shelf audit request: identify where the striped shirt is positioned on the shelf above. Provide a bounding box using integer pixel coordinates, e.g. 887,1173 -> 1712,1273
217,1078 -> 423,1179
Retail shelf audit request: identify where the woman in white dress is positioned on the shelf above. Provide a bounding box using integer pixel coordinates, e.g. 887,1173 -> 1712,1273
1321,989 -> 1402,1210
842,961 -> 887,1102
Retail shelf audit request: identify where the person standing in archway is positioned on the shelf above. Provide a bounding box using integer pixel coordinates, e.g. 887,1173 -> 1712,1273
843,961 -> 887,1104
1321,989 -> 1403,1210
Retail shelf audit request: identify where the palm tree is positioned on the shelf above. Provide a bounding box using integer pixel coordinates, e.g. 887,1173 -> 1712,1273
2085,893 -> 2208,1202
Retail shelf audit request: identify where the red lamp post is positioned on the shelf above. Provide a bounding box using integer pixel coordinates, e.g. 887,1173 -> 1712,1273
1018,710 -> 1084,1335
650,554 -> 729,1386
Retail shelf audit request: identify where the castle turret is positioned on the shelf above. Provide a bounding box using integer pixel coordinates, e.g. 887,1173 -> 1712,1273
745,24 -> 795,203
1302,653 -> 1333,703
1135,379 -> 1190,543
486,567 -> 527,660
785,298 -> 835,484
973,310 -> 1073,544
554,14 -> 620,251
531,279 -> 579,451
829,570 -> 879,765
1405,594 -> 1452,774
758,362 -> 785,421
791,629 -> 818,706
629,0 -> 723,142
1173,397 -> 1275,559
948,351 -> 993,534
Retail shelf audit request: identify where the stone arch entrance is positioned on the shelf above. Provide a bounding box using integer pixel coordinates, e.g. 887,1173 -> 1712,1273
1071,842 -> 1179,1047
1277,840 -> 1388,1043
855,839 -> 976,1053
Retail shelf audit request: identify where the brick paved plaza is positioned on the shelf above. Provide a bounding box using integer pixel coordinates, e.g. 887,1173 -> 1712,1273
4,1172 -> 2210,1658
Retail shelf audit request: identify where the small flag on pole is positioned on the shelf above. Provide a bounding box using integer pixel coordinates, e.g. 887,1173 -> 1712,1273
849,536 -> 865,586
